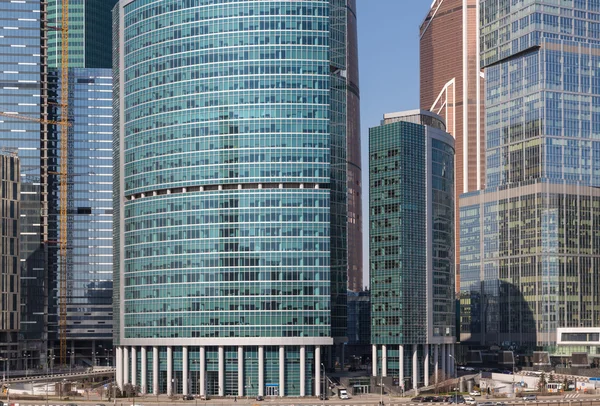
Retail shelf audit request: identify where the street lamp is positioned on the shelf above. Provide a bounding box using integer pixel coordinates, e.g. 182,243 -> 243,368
449,354 -> 457,402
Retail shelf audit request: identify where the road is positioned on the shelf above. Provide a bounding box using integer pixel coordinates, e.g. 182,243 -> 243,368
7,396 -> 600,406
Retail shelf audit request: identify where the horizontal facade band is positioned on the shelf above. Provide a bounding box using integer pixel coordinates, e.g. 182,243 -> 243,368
125,182 -> 330,201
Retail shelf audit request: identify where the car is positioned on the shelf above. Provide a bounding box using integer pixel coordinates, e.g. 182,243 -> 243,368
464,396 -> 476,405
256,395 -> 264,401
523,395 -> 537,401
319,393 -> 328,400
412,396 -> 424,402
479,402 -> 495,406
422,396 -> 436,402
199,394 -> 210,400
182,395 -> 194,400
469,391 -> 481,396
448,395 -> 465,404
496,402 -> 507,406
95,404 -> 107,406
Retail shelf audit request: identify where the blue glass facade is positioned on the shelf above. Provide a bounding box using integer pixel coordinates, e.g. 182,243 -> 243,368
460,1 -> 600,356
48,70 -> 114,356
113,0 -> 351,397
369,111 -> 455,387
0,0 -> 46,368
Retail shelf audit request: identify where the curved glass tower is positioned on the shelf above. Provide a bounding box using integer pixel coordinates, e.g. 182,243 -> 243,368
113,0 -> 352,397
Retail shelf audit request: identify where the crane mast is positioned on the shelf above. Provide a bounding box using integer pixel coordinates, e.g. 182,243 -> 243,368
58,0 -> 69,367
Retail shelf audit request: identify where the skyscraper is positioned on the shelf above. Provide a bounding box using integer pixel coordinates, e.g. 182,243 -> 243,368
113,0 -> 354,397
460,0 -> 600,360
346,0 -> 363,293
420,0 -> 485,291
0,0 -> 117,368
370,111 -> 456,390
0,0 -> 47,369
0,151 -> 20,371
46,0 -> 118,368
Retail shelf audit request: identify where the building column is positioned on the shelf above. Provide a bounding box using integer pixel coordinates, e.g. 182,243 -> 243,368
372,345 -> 377,376
449,345 -> 455,377
424,344 -> 429,387
199,347 -> 206,397
131,347 -> 137,387
381,344 -> 387,377
238,347 -> 244,397
399,345 -> 404,390
116,347 -> 123,389
167,346 -> 173,396
123,347 -> 130,385
434,345 -> 439,384
182,346 -> 189,396
218,346 -> 225,396
441,344 -> 446,379
279,346 -> 285,397
412,344 -> 418,390
92,340 -> 96,367
299,345 -> 306,397
141,347 -> 147,394
258,346 -> 264,397
152,346 -> 159,395
315,345 -> 321,397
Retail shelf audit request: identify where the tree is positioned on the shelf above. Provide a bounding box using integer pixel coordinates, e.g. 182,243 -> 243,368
538,372 -> 547,393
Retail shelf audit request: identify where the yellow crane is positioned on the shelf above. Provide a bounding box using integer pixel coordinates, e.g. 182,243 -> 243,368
0,0 -> 70,367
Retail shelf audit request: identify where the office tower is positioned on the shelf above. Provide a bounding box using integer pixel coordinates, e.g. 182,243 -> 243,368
346,290 -> 370,358
0,152 -> 20,371
420,0 -> 485,291
346,0 -> 363,293
45,0 -> 118,367
0,0 -> 47,368
0,0 -> 116,368
460,1 -> 600,360
370,111 -> 456,390
113,0 -> 354,397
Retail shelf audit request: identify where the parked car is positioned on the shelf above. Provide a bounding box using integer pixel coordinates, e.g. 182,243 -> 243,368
422,396 -> 436,402
496,402 -> 507,406
523,395 -> 537,401
479,402 -> 496,406
464,396 -> 477,405
449,395 -> 465,404
412,396 -> 424,402
256,395 -> 264,401
182,395 -> 194,400
469,390 -> 481,396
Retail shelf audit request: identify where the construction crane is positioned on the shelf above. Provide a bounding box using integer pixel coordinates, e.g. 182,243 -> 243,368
1,0 -> 70,367
58,0 -> 70,368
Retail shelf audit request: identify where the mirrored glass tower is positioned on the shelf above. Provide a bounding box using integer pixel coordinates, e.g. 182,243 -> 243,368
113,0 -> 353,397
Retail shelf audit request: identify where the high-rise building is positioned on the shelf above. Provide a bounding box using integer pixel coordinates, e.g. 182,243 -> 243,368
0,151 -> 20,371
346,0 -> 363,293
0,0 -> 47,368
45,0 -> 118,367
460,0 -> 600,360
0,0 -> 117,368
112,0 -> 355,397
369,111 -> 456,390
420,0 -> 485,292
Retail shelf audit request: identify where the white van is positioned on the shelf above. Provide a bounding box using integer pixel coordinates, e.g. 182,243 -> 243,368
339,388 -> 349,399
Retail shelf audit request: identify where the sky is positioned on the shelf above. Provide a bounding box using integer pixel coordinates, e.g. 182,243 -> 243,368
357,1 -> 433,286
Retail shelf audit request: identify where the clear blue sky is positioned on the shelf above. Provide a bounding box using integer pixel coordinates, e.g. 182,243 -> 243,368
357,1 -> 433,286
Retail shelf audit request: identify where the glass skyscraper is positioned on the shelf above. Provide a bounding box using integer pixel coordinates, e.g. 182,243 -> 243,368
0,0 -> 116,369
460,0 -> 600,359
420,0 -> 486,293
0,152 -> 20,369
0,0 -> 47,369
45,0 -> 118,368
369,111 -> 456,391
113,0 -> 354,397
